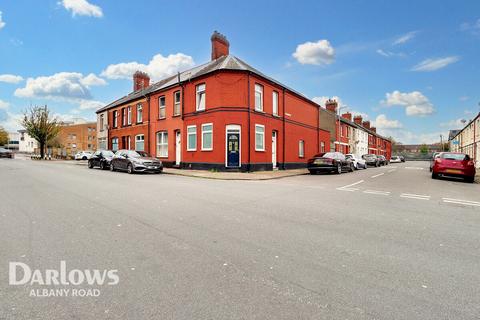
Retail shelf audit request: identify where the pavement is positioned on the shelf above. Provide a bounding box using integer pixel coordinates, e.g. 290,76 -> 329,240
1,159 -> 480,319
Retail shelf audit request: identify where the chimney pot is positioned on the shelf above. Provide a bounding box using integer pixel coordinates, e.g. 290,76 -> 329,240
325,99 -> 338,113
133,71 -> 150,92
363,121 -> 371,129
341,112 -> 352,121
354,115 -> 363,125
211,31 -> 230,60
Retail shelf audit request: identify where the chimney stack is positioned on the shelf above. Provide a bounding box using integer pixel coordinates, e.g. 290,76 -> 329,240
133,71 -> 150,92
325,99 -> 338,113
211,31 -> 230,60
341,112 -> 352,121
363,121 -> 371,129
371,127 -> 376,133
354,115 -> 363,125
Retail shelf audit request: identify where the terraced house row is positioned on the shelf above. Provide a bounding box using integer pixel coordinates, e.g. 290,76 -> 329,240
96,32 -> 391,171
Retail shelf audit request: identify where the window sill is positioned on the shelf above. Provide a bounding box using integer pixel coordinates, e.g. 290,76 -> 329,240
187,149 -> 197,152
195,109 -> 206,113
273,114 -> 281,118
201,149 -> 213,152
173,114 -> 182,118
255,149 -> 265,152
136,122 -> 143,125
254,109 -> 265,113
158,117 -> 166,120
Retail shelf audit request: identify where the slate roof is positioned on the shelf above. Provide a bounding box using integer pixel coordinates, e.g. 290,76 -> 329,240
97,55 -> 311,113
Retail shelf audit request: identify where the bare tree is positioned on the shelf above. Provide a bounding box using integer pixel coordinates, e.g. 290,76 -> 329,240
0,126 -> 8,146
22,106 -> 60,159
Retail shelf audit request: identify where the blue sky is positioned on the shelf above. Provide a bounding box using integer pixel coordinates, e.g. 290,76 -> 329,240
0,0 -> 479,144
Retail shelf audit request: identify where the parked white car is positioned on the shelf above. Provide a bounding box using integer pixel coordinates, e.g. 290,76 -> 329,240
74,151 -> 92,160
345,154 -> 367,169
390,156 -> 402,163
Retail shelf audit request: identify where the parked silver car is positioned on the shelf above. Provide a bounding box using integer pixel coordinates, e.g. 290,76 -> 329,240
110,150 -> 163,174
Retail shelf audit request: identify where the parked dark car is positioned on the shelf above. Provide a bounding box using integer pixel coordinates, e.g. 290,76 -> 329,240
307,152 -> 354,174
88,150 -> 115,170
378,155 -> 389,166
362,154 -> 380,167
0,147 -> 13,158
110,150 -> 163,174
429,152 -> 441,172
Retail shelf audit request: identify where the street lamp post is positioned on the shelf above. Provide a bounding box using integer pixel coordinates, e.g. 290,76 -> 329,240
337,105 -> 347,152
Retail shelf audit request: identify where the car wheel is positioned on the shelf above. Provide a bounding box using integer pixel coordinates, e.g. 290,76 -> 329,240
432,172 -> 438,179
364,163 -> 368,169
87,160 -> 93,169
127,164 -> 134,174
110,163 -> 115,172
375,162 -> 378,167
100,162 -> 106,170
82,156 -> 87,160
355,163 -> 360,170
349,163 -> 354,172
465,176 -> 475,183
336,163 -> 342,174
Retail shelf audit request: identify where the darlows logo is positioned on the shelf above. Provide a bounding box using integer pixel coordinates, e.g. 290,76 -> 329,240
9,261 -> 119,297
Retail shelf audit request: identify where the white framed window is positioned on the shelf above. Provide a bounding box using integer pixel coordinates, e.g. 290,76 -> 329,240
127,106 -> 132,125
272,91 -> 278,116
156,132 -> 168,157
255,124 -> 265,151
196,84 -> 206,111
158,96 -> 166,119
135,134 -> 144,151
113,111 -> 118,128
201,123 -> 213,151
122,108 -> 126,126
100,114 -> 104,131
320,141 -> 325,153
299,140 -> 305,158
255,84 -> 263,111
174,91 -> 181,116
137,104 -> 143,123
187,125 -> 197,151
111,137 -> 118,151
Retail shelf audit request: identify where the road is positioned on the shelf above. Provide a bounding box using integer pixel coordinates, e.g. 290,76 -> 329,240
1,159 -> 479,320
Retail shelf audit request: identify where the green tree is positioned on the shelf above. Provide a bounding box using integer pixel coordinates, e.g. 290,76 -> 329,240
419,144 -> 429,154
22,106 -> 60,159
0,126 -> 8,146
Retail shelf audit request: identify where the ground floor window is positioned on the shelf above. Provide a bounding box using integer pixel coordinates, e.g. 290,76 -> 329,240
135,134 -> 144,151
201,123 -> 213,151
255,124 -> 265,151
299,140 -> 305,157
99,137 -> 107,150
320,141 -> 325,153
187,126 -> 196,151
156,132 -> 168,157
112,138 -> 118,151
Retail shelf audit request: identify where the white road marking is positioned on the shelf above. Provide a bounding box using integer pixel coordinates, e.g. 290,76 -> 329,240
405,167 -> 424,170
337,188 -> 359,192
363,190 -> 390,196
388,169 -> 396,173
371,173 -> 384,178
337,180 -> 364,190
400,193 -> 431,200
442,198 -> 480,207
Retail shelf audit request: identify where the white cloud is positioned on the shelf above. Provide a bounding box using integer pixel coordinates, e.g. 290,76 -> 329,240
0,111 -> 22,131
292,40 -> 335,65
15,72 -> 105,101
78,100 -> 104,110
374,114 -> 403,129
376,49 -> 406,58
439,118 -> 467,128
0,99 -> 9,110
392,31 -> 417,45
101,53 -> 195,80
60,0 -> 103,18
80,73 -> 107,87
460,19 -> 480,36
0,74 -> 24,84
459,96 -> 469,102
411,56 -> 459,72
383,90 -> 435,116
0,11 -> 5,30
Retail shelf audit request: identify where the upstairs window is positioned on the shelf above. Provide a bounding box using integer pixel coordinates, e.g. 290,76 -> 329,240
100,114 -> 104,131
159,96 -> 166,119
137,104 -> 143,123
122,108 -> 126,126
272,91 -> 279,116
196,84 -> 206,111
113,111 -> 118,128
174,91 -> 181,116
127,106 -> 132,125
255,84 -> 263,111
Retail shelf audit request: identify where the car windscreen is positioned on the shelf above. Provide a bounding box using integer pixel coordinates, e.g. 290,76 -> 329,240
102,151 -> 114,157
127,151 -> 149,158
441,153 -> 467,161
320,152 -> 336,158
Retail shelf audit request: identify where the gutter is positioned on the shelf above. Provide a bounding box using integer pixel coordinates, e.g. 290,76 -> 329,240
282,88 -> 286,170
247,72 -> 251,172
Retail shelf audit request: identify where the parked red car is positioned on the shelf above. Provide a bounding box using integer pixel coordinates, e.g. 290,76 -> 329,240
431,152 -> 476,183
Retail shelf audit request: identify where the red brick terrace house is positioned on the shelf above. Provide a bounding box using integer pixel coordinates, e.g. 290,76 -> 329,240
97,31 -> 331,171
